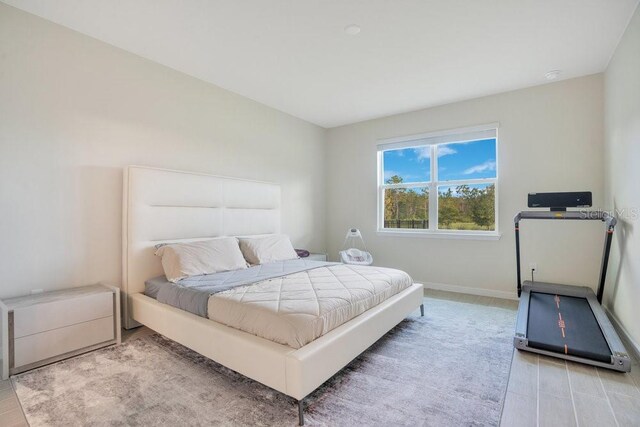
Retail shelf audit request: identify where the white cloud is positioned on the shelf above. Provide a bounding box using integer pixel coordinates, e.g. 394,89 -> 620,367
463,160 -> 496,175
437,146 -> 457,157
413,145 -> 457,162
413,147 -> 430,162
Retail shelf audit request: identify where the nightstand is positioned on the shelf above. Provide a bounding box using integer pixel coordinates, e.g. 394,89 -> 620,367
1,283 -> 121,380
307,253 -> 328,261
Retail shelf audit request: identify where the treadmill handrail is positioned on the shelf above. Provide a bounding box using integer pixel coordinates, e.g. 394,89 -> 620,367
514,209 -> 616,303
514,210 -> 617,228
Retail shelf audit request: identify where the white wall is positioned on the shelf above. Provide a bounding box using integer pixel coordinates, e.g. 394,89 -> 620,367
604,5 -> 640,352
0,3 -> 326,300
2,0 -> 633,352
327,75 -> 605,298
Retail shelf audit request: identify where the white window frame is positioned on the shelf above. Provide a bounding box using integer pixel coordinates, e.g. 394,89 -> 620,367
376,123 -> 500,240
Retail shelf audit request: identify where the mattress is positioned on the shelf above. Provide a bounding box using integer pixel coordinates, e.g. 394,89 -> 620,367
146,260 -> 413,349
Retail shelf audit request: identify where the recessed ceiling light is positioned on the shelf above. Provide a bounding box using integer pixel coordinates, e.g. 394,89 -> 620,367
545,70 -> 562,80
344,24 -> 361,36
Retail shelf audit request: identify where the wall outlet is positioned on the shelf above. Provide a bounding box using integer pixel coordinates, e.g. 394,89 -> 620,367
30,289 -> 44,294
529,263 -> 538,271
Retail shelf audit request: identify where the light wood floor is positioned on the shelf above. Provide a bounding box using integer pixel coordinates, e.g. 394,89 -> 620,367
0,377 -> 26,427
501,339 -> 640,427
2,290 -> 638,427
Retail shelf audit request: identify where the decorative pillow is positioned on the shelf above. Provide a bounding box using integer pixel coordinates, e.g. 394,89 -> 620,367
238,234 -> 299,265
155,237 -> 247,283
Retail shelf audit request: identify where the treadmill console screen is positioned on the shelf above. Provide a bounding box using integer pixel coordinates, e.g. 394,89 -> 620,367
528,192 -> 592,210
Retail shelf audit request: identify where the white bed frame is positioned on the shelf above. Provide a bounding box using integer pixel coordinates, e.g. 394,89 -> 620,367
122,166 -> 424,425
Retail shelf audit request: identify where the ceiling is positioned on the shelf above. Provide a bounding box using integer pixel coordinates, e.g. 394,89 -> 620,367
3,0 -> 638,128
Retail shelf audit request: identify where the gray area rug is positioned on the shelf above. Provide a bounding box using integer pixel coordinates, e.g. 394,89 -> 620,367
12,295 -> 516,426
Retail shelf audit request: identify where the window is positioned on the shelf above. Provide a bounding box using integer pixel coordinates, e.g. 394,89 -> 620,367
377,124 -> 499,238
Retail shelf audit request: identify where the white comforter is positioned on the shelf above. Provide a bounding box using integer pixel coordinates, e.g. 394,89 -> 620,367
207,264 -> 413,349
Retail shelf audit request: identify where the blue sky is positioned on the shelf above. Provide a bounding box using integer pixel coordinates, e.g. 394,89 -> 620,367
383,138 -> 497,183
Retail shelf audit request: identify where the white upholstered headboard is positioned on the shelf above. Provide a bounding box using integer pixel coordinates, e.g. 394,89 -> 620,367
122,166 -> 281,328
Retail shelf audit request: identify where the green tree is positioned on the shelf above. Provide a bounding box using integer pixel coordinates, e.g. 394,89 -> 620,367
470,185 -> 495,228
456,184 -> 495,229
384,175 -> 405,223
438,187 -> 459,227
420,187 -> 429,225
456,185 -> 475,223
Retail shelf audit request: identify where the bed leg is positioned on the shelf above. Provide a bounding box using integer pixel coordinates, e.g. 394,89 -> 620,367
297,399 -> 305,426
420,303 -> 424,317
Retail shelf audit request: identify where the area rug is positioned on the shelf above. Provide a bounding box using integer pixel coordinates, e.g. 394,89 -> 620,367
12,295 -> 516,426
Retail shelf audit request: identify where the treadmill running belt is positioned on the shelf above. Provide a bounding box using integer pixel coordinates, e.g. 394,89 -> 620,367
527,292 -> 611,363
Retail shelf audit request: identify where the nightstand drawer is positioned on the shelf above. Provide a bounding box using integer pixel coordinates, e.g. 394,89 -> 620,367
13,292 -> 113,338
14,316 -> 114,367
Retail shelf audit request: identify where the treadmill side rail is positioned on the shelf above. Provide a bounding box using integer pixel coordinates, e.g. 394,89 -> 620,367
514,289 -> 530,342
585,292 -> 632,371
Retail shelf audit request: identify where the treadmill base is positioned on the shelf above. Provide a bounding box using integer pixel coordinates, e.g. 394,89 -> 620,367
514,281 -> 631,373
514,340 -> 631,372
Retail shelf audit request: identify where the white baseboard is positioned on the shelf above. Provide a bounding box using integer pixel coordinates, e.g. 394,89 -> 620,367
422,281 -> 518,301
604,306 -> 640,362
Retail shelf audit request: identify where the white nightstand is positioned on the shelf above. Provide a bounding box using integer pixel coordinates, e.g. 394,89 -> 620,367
1,283 -> 121,380
307,253 -> 328,261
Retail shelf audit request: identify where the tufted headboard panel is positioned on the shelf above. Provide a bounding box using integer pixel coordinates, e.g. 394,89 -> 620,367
122,166 -> 280,328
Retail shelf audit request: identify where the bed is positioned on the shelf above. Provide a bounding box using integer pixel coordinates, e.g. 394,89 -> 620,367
122,166 -> 424,425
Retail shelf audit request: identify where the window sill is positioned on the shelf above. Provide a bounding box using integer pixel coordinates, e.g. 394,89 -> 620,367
376,230 -> 502,241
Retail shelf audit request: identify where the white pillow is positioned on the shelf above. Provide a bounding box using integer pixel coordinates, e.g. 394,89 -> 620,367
238,234 -> 299,265
155,237 -> 247,283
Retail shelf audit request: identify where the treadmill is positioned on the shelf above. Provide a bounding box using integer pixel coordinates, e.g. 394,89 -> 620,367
514,192 -> 631,372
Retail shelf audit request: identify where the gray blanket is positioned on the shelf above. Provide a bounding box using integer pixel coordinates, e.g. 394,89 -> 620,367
145,259 -> 336,317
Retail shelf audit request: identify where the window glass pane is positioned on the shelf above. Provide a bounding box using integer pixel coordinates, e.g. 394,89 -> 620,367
382,147 -> 430,184
438,184 -> 495,231
437,139 -> 496,181
383,187 -> 429,229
